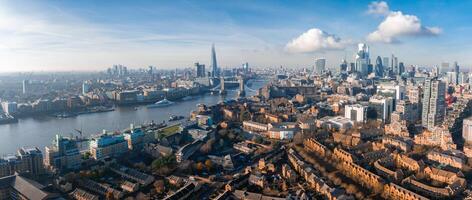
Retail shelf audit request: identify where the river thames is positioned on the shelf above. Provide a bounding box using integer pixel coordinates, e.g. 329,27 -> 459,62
0,81 -> 266,155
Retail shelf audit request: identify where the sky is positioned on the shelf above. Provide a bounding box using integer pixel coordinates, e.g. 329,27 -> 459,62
0,0 -> 471,72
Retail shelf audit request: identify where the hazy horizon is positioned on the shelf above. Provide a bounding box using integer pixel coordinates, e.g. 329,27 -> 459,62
1,0 -> 472,72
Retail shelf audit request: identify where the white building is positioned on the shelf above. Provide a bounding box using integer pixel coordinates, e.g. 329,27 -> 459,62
1,102 -> 17,115
345,104 -> 368,123
463,117 -> 472,144
82,81 -> 92,95
377,82 -> 405,101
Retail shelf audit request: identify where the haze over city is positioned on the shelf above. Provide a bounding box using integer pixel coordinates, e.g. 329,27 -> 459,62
3,1 -> 472,200
1,0 -> 471,72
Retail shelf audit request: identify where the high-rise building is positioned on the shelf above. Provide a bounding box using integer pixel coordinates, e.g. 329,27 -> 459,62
422,78 -> 446,130
394,99 -> 420,124
391,54 -> 398,75
369,95 -> 394,123
453,61 -> 460,83
349,63 -> 355,73
398,62 -> 405,75
242,62 -> 249,74
339,59 -> 348,72
345,104 -> 368,123
440,62 -> 449,74
463,117 -> 472,144
375,56 -> 383,77
82,81 -> 91,95
195,62 -> 206,78
383,57 -> 389,69
446,71 -> 458,85
355,43 -> 370,76
454,61 -> 460,73
22,80 -> 28,95
459,72 -> 467,85
314,58 -> 326,74
211,44 -> 218,77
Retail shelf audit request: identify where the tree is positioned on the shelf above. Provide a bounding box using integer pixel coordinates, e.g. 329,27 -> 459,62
205,159 -> 213,171
292,132 -> 304,145
154,180 -> 165,194
196,162 -> 204,172
200,138 -> 215,154
252,135 -> 263,144
105,191 -> 115,200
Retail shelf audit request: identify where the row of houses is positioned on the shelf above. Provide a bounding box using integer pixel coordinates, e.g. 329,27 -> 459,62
287,148 -> 353,200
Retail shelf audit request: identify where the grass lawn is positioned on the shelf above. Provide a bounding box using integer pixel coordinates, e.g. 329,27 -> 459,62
159,124 -> 181,136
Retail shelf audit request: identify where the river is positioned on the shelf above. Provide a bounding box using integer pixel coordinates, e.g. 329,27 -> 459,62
0,81 -> 266,155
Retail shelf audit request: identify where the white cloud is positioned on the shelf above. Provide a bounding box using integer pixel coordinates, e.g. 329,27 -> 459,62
285,28 -> 347,53
367,11 -> 441,43
367,1 -> 390,16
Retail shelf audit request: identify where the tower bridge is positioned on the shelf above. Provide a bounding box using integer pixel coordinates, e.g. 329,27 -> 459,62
209,76 -> 257,96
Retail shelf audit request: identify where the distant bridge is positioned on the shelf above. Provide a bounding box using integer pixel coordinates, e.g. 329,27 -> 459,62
209,77 -> 258,95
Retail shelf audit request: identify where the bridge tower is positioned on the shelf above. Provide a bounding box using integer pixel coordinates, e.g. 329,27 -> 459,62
237,76 -> 246,97
219,76 -> 227,95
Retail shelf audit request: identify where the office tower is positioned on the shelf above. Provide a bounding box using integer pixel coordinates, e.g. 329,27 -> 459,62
463,117 -> 472,144
422,78 -> 446,130
377,82 -> 405,101
369,95 -> 394,123
123,66 -> 128,75
391,54 -> 398,75
454,61 -> 460,83
355,43 -> 370,76
195,62 -> 206,78
459,72 -> 467,85
433,66 -> 440,77
454,61 -> 460,73
82,81 -> 91,95
22,80 -> 28,94
375,56 -> 383,77
345,104 -> 368,123
339,59 -> 348,72
440,62 -> 449,74
383,57 -> 389,68
398,62 -> 405,75
242,62 -> 249,73
211,44 -> 218,77
447,71 -> 458,85
349,63 -> 355,73
314,58 -> 326,74
367,64 -> 373,75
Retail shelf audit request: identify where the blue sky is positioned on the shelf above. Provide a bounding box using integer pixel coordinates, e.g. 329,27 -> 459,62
0,0 -> 471,72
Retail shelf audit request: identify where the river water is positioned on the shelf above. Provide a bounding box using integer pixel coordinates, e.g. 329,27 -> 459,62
0,81 -> 266,155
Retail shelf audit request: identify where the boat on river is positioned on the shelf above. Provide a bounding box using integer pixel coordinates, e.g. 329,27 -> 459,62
147,98 -> 174,108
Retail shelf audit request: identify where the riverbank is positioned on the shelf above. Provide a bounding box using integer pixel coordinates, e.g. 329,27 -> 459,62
0,80 -> 267,155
